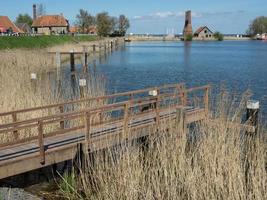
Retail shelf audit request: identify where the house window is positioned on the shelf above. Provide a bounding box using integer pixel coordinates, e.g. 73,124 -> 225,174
206,35 -> 208,38
204,30 -> 207,33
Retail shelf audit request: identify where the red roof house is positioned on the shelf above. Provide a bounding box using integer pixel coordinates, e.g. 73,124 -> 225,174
32,15 -> 69,34
0,16 -> 23,33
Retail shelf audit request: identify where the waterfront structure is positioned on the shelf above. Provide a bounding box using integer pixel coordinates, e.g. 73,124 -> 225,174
194,26 -> 213,39
183,10 -> 193,38
32,15 -> 69,35
0,84 -> 211,179
0,16 -> 23,33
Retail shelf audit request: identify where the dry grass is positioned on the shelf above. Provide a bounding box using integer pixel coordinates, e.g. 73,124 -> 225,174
0,49 -> 106,144
57,92 -> 266,200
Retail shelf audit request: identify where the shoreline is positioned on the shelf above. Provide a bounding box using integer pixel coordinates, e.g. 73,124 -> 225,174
127,35 -> 251,42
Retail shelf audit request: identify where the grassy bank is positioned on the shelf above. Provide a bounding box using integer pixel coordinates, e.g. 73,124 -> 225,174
0,35 -> 98,49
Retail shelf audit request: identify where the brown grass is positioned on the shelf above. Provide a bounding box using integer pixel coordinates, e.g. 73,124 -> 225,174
0,49 -> 106,144
57,91 -> 266,200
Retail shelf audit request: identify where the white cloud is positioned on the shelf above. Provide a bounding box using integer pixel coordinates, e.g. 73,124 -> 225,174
132,11 -> 203,21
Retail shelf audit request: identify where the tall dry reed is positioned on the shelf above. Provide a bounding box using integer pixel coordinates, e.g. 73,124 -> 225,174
58,91 -> 266,200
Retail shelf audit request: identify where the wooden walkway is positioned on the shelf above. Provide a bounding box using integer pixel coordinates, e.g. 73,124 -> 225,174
0,83 -> 209,179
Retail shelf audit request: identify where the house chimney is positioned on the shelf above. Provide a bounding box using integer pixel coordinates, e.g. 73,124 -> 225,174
33,4 -> 37,20
183,10 -> 193,38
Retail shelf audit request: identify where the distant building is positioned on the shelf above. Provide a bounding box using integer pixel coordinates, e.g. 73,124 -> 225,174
32,15 -> 69,35
69,26 -> 97,35
0,16 -> 23,34
16,23 -> 32,33
194,26 -> 213,39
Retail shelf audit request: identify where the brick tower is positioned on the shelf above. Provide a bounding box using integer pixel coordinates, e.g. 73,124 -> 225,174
183,10 -> 193,38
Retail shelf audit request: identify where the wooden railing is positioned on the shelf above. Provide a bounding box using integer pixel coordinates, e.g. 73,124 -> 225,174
0,84 -> 210,164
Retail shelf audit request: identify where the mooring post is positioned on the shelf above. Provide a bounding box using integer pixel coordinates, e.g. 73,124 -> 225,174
244,100 -> 260,186
56,51 -> 61,81
111,40 -> 113,51
83,46 -> 88,73
30,73 -> 37,92
79,79 -> 87,98
93,59 -> 97,73
246,100 -> 260,134
70,50 -> 75,72
93,44 -> 96,53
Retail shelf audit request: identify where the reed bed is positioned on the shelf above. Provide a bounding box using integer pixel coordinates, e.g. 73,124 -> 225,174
0,49 -> 106,144
56,92 -> 266,200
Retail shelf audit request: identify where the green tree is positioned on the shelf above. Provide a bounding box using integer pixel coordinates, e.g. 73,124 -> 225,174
118,15 -> 130,36
96,12 -> 114,37
247,16 -> 267,36
76,9 -> 95,33
213,32 -> 224,41
15,14 -> 33,26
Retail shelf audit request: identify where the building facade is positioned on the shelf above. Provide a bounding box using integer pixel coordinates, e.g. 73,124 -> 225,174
194,26 -> 213,39
0,16 -> 23,34
32,15 -> 69,35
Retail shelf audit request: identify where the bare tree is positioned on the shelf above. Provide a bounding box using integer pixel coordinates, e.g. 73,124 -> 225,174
118,15 -> 130,36
76,9 -> 95,33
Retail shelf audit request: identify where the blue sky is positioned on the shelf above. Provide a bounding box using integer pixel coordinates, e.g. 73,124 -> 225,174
1,0 -> 266,34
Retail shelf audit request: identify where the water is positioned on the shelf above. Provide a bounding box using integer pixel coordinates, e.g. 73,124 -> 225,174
93,41 -> 267,118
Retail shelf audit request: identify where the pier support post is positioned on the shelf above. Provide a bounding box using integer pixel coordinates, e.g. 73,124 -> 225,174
70,50 -> 75,72
93,44 -> 96,53
79,79 -> 87,98
83,46 -> 88,73
111,41 -> 113,51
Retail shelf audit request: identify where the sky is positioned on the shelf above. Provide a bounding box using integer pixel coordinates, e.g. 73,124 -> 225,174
1,0 -> 266,34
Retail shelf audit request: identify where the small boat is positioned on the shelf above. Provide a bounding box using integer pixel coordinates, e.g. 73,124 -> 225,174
124,38 -> 131,42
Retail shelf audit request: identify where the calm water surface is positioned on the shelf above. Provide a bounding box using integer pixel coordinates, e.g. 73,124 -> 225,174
94,41 -> 267,118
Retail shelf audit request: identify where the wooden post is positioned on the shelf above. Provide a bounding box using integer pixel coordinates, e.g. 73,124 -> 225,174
93,59 -> 97,73
12,113 -> 19,140
38,120 -> 45,165
176,108 -> 186,136
70,51 -> 75,72
79,79 -> 87,98
56,52 -> 61,81
59,105 -> 64,129
181,85 -> 187,107
204,86 -> 209,116
93,44 -> 96,53
246,100 -> 259,134
155,89 -> 160,127
123,103 -> 130,140
111,41 -> 113,50
83,46 -> 88,73
84,112 -> 91,152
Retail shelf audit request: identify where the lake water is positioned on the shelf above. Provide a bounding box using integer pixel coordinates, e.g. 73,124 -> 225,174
93,40 -> 267,118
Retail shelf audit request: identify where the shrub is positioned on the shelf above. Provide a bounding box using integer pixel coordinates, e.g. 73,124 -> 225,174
185,34 -> 193,41
214,31 -> 224,41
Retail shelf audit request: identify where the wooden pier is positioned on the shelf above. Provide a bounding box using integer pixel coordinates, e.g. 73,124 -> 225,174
0,83 -> 255,180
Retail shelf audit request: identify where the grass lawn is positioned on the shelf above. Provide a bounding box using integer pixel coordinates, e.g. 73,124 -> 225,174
0,35 -> 98,49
